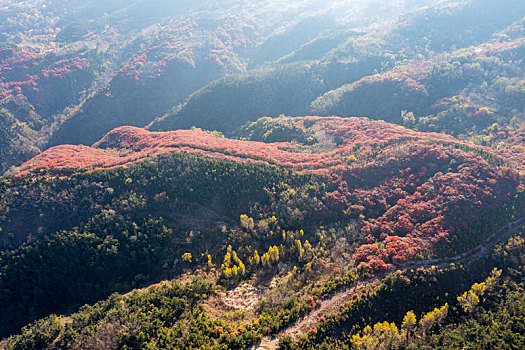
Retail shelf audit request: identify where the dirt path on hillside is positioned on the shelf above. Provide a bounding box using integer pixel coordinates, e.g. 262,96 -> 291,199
253,280 -> 378,350
279,280 -> 376,339
253,219 -> 524,349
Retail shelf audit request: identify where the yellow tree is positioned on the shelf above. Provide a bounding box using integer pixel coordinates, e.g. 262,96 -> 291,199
457,290 -> 479,313
251,250 -> 260,266
220,245 -> 245,279
401,310 -> 417,339
182,252 -> 192,263
419,310 -> 436,336
240,214 -> 255,231
268,246 -> 280,264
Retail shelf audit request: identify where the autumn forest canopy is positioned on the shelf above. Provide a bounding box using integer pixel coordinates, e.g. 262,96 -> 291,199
0,0 -> 524,349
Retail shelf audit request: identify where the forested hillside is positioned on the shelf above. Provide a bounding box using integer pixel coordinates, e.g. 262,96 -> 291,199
0,0 -> 524,349
151,0 -> 525,136
0,0 -> 448,173
0,116 -> 523,347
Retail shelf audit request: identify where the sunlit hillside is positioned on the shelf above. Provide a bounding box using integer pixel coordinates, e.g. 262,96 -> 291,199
0,1 -> 524,349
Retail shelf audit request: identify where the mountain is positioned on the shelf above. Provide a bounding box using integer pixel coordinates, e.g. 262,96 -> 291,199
0,0 -> 457,173
1,1 -> 523,174
311,39 -> 525,134
0,116 -> 522,342
150,0 -> 525,135
0,1 -> 525,349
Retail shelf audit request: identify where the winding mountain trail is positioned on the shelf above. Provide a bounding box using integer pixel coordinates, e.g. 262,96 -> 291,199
279,280 -> 378,339
254,219 -> 524,349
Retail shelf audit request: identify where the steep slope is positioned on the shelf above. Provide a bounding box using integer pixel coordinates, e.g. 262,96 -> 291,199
149,60 -> 382,133
2,0 -> 523,174
150,0 -> 525,135
50,0 -> 440,146
47,18 -> 232,147
1,1 -> 524,347
1,0 -> 452,165
1,116 -> 520,338
312,38 -> 525,133
0,46 -> 101,172
0,0 -> 210,172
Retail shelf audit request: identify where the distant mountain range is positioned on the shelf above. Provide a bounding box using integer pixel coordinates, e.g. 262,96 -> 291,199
1,0 -> 523,173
